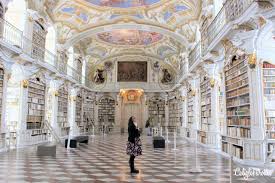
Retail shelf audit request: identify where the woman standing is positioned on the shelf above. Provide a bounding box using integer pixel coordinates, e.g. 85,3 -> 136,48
126,116 -> 142,174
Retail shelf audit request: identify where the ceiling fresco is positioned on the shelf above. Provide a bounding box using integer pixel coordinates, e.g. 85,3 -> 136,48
44,0 -> 201,74
97,30 -> 163,46
84,0 -> 161,8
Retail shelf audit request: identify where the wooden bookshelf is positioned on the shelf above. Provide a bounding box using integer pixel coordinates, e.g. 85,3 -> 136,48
168,99 -> 181,127
263,62 -> 275,162
222,55 -> 251,159
75,91 -> 83,132
148,97 -> 165,126
199,75 -> 211,144
0,67 -> 3,130
27,77 -> 46,129
98,97 -> 115,127
83,90 -> 94,132
57,85 -> 69,136
31,21 -> 46,60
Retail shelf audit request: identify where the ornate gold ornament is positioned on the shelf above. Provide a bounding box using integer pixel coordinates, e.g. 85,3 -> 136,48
180,96 -> 185,101
258,16 -> 267,28
191,90 -> 196,96
70,95 -> 76,101
22,80 -> 29,88
210,78 -> 215,88
54,91 -> 59,97
248,52 -> 257,69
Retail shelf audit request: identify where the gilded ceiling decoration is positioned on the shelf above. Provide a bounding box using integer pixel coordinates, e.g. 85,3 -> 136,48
97,29 -> 163,46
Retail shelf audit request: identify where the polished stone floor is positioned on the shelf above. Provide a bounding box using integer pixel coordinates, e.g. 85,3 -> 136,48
0,134 -> 274,183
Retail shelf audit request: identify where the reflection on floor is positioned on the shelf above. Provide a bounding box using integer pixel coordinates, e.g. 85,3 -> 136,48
0,134 -> 274,183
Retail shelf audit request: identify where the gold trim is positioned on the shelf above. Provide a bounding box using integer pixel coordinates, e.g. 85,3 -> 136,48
22,80 -> 29,88
54,91 -> 59,96
210,78 -> 215,88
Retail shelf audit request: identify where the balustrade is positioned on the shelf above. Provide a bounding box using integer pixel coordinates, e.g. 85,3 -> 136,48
201,0 -> 255,55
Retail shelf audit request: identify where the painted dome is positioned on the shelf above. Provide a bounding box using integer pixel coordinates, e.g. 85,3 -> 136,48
97,30 -> 163,46
84,0 -> 161,8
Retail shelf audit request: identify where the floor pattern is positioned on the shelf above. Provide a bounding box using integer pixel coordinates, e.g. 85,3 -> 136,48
0,134 -> 274,183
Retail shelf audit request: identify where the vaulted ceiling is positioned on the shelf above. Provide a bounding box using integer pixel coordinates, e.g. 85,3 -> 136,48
44,0 -> 202,71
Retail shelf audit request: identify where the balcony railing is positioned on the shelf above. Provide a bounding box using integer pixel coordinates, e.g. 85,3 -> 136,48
188,42 -> 201,69
0,18 -> 92,87
201,0 -> 255,55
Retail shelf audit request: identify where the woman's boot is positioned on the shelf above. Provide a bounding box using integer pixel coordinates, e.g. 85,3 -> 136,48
132,161 -> 139,173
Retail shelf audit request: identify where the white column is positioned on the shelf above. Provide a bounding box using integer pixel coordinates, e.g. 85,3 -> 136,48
164,95 -> 169,127
68,87 -> 79,136
5,64 -> 32,148
46,80 -> 63,136
179,86 -> 188,128
190,76 -> 200,133
143,94 -> 149,126
248,63 -> 265,140
94,94 -> 99,127
115,93 -> 120,128
1,67 -> 11,133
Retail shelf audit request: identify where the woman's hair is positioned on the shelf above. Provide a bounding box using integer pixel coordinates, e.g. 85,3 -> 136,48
128,116 -> 134,126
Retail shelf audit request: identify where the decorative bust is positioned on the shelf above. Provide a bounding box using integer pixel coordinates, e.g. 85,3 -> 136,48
93,69 -> 105,84
161,69 -> 173,83
153,61 -> 160,71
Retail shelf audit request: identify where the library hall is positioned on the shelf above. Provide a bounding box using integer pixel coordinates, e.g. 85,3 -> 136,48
0,0 -> 275,182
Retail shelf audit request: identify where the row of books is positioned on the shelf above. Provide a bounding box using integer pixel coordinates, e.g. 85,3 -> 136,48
226,78 -> 248,91
227,127 -> 251,138
264,88 -> 275,94
227,106 -> 250,116
226,86 -> 249,98
222,136 -> 243,146
226,72 -> 247,86
225,61 -> 245,76
263,70 -> 275,75
263,62 -> 275,68
222,142 -> 243,159
226,95 -> 249,107
228,117 -> 250,126
226,66 -> 247,81
27,116 -> 43,123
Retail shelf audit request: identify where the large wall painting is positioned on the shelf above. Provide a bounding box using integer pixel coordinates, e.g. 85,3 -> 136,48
117,62 -> 147,82
85,0 -> 161,8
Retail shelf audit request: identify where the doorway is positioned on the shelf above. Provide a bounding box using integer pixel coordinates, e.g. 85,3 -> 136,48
121,103 -> 143,132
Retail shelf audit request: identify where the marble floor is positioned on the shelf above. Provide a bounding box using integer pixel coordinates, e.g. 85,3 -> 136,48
0,134 -> 274,183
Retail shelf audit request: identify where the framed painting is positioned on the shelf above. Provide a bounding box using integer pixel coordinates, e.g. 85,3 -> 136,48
117,62 -> 147,82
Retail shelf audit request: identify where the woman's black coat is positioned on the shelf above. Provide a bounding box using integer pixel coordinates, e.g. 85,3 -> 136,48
128,123 -> 140,143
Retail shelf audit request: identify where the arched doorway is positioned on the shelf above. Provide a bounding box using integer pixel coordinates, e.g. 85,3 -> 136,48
120,89 -> 144,131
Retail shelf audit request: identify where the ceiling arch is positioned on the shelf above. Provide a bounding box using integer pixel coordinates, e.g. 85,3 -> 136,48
63,23 -> 189,49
